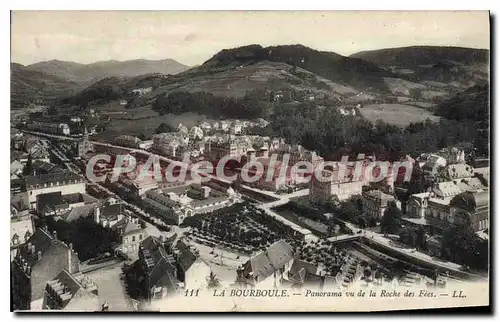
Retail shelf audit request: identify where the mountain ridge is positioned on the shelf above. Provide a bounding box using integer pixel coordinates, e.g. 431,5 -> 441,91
350,45 -> 489,67
23,58 -> 190,84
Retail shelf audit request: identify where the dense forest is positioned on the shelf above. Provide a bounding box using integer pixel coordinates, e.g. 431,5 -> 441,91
152,90 -> 269,119
434,84 -> 489,122
268,102 -> 484,160
151,85 -> 488,161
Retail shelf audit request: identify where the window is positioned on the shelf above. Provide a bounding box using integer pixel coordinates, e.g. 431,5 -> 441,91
132,236 -> 136,242
139,234 -> 143,240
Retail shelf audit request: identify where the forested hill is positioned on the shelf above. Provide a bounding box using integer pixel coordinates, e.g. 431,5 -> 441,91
203,44 -> 395,93
434,84 -> 489,122
11,63 -> 82,108
350,46 -> 489,67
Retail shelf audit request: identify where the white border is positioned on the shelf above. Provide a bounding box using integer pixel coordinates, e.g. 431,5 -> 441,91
3,2 -> 497,321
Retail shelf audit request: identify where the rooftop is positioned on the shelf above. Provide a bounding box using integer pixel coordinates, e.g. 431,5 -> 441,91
243,240 -> 294,282
25,171 -> 85,190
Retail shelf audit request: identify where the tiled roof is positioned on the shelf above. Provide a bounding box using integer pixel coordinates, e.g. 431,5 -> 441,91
99,203 -> 126,220
61,204 -> 95,222
175,240 -> 201,272
244,240 -> 294,282
450,191 -> 489,211
37,192 -> 65,210
140,236 -> 179,292
25,171 -> 84,190
17,228 -> 60,266
32,160 -> 64,174
289,260 -> 319,284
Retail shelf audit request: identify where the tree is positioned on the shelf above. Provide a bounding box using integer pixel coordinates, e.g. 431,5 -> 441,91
363,268 -> 372,282
22,154 -> 33,176
155,122 -> 175,134
441,225 -> 488,270
415,225 -> 427,250
381,201 -> 402,234
399,227 -> 417,248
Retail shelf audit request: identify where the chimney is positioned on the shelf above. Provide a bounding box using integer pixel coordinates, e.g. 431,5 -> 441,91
94,205 -> 100,224
68,247 -> 72,272
53,231 -> 57,240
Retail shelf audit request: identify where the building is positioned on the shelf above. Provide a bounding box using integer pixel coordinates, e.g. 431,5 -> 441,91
115,219 -> 147,255
309,169 -> 366,202
142,184 -> 239,225
421,154 -> 447,182
362,190 -> 396,220
219,121 -> 231,132
437,147 -> 466,165
77,127 -> 94,158
152,133 -> 188,158
256,118 -> 270,128
93,202 -> 147,255
25,172 -> 86,210
14,138 -> 51,163
206,136 -> 250,160
132,87 -> 153,96
406,192 -> 430,219
11,159 -> 24,179
435,163 -> 475,182
426,191 -> 489,233
239,156 -> 294,191
11,228 -> 80,310
35,191 -> 95,217
139,140 -> 154,150
113,135 -> 141,148
287,260 -> 326,289
11,213 -> 35,260
236,240 -> 294,288
189,126 -> 204,141
32,160 -> 64,175
137,236 -> 181,302
405,180 -> 489,234
27,122 -> 71,135
43,269 -> 99,311
119,177 -> 159,200
174,240 -> 212,289
230,120 -> 243,135
199,121 -> 212,132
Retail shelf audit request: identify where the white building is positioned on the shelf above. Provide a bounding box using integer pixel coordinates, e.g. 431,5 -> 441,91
142,184 -> 240,225
309,169 -> 366,202
25,172 -> 86,210
236,240 -> 294,288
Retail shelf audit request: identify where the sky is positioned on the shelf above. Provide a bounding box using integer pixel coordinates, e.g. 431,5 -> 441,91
11,11 -> 490,66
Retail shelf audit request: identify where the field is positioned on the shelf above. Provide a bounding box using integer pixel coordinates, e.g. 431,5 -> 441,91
90,102 -> 211,141
382,77 -> 426,96
359,103 -> 441,127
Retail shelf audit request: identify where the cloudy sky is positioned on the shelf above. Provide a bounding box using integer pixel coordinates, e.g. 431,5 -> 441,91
11,11 -> 490,66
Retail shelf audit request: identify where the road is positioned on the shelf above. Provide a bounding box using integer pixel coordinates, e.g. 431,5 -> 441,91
86,265 -> 134,311
334,217 -> 487,280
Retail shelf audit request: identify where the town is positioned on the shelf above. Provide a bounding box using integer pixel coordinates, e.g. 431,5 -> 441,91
11,103 -> 489,311
10,10 -> 490,312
